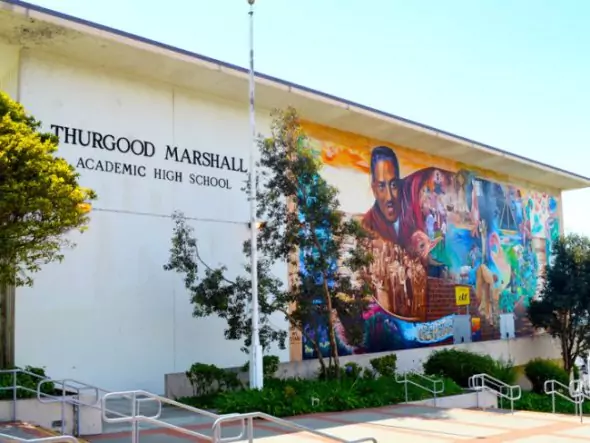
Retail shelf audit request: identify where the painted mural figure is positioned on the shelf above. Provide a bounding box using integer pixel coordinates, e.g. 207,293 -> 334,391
359,147 -> 429,321
362,146 -> 402,244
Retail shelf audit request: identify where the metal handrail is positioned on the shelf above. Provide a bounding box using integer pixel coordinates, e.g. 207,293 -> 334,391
34,379 -> 161,436
544,379 -> 584,423
211,411 -> 378,443
38,377 -> 161,415
0,369 -> 158,437
0,369 -> 54,427
0,433 -> 79,442
101,390 -> 244,443
394,372 -> 445,406
468,373 -> 521,413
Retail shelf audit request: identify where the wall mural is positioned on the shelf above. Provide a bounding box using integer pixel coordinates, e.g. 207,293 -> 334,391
295,123 -> 560,360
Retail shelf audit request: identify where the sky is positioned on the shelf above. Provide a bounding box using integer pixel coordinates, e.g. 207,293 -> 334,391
26,0 -> 590,235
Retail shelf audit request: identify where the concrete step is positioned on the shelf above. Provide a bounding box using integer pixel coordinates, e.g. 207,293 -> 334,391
0,422 -> 86,442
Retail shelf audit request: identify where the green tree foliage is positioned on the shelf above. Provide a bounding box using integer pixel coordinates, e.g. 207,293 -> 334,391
165,108 -> 373,375
527,234 -> 590,374
0,91 -> 97,287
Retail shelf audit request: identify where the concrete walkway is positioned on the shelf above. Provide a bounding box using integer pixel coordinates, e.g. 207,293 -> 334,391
3,405 -> 590,442
81,404 -> 590,442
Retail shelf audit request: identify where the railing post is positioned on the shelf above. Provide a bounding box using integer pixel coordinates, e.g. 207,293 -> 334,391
247,416 -> 254,443
404,374 -> 408,403
130,391 -> 138,443
12,370 -> 16,422
60,381 -> 66,435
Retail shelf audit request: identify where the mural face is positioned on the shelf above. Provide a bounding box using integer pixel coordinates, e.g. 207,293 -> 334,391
295,123 -> 560,360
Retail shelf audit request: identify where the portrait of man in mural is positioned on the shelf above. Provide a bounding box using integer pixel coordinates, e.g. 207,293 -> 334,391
362,146 -> 402,244
359,146 -> 429,321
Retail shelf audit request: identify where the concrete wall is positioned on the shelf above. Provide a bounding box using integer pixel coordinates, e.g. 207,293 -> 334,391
165,333 -> 560,399
410,390 -> 497,409
0,41 -> 19,98
13,49 -> 287,394
0,398 -> 75,434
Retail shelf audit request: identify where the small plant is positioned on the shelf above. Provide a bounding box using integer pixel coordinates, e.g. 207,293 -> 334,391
370,354 -> 397,377
525,359 -> 569,394
185,363 -> 242,397
343,362 -> 363,379
241,355 -> 280,380
185,363 -> 220,397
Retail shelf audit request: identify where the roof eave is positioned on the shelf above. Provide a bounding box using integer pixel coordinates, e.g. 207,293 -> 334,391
1,0 -> 588,192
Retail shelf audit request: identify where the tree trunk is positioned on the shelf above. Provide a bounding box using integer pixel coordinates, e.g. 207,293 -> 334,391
0,283 -> 15,369
561,336 -> 573,376
323,297 -> 340,374
310,337 -> 326,374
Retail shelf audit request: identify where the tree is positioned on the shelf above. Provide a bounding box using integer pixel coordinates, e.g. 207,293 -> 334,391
527,233 -> 590,375
165,107 -> 373,377
0,91 -> 96,367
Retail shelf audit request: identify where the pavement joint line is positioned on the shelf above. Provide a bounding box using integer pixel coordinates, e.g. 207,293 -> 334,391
362,406 -> 549,431
460,421 -> 588,443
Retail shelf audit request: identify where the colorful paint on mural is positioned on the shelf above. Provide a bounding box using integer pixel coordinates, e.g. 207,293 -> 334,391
296,122 -> 560,360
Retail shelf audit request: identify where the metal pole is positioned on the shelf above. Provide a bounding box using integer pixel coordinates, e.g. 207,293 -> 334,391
247,417 -> 255,442
60,382 -> 66,435
404,376 -> 408,404
12,371 -> 16,421
247,0 -> 263,390
131,391 -> 138,443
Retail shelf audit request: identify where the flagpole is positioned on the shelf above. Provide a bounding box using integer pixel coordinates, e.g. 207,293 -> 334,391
247,0 -> 263,390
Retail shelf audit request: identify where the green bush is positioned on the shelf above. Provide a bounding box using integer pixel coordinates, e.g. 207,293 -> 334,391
423,349 -> 518,387
515,391 -> 590,415
369,354 -> 397,377
241,355 -> 280,380
524,359 -> 569,394
185,363 -> 242,397
342,362 -> 363,379
0,366 -> 54,400
180,374 -> 462,417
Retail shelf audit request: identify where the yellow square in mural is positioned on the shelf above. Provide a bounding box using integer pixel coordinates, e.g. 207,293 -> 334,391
455,286 -> 470,306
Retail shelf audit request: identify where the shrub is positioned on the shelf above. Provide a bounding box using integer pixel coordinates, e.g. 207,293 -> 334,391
185,363 -> 242,397
0,366 -> 54,400
189,374 -> 462,417
242,355 -> 280,380
492,358 -> 519,386
524,359 -> 569,394
423,349 -> 518,387
369,354 -> 397,377
516,391 -> 590,415
342,362 -> 363,379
